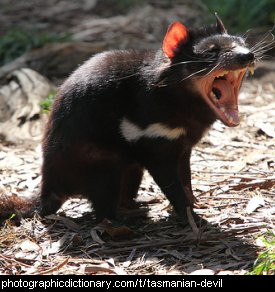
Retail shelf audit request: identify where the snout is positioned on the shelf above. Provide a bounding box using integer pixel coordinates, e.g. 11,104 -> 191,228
236,51 -> 255,66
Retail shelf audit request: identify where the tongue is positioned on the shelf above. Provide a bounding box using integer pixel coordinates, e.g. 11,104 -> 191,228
212,79 -> 240,125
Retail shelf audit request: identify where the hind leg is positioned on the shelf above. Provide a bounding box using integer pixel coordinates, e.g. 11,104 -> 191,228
39,183 -> 65,217
39,157 -> 69,217
119,163 -> 144,209
84,164 -> 124,223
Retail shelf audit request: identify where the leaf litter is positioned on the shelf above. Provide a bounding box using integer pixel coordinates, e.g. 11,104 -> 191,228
0,79 -> 274,275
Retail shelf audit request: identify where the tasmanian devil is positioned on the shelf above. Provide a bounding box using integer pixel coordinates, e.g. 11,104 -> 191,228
1,14 -> 259,224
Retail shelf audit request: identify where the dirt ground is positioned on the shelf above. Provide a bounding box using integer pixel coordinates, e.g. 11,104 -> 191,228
0,0 -> 274,275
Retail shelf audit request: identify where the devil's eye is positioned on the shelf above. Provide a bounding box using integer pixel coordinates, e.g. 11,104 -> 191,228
208,44 -> 216,50
193,43 -> 219,57
202,46 -> 219,58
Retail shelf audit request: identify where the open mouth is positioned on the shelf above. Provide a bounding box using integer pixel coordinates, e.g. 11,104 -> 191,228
196,65 -> 254,127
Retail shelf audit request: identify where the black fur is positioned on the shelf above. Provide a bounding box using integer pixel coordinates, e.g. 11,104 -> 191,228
40,18 -> 254,223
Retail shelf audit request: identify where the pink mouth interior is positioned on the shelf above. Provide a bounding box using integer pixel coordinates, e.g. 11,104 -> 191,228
195,68 -> 248,127
212,78 -> 240,125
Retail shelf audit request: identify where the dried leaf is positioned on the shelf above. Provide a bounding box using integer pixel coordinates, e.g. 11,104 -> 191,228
15,251 -> 39,261
71,234 -> 84,246
189,269 -> 215,275
255,121 -> 275,138
90,227 -> 105,245
123,248 -> 136,268
256,237 -> 267,247
225,248 -> 242,261
217,270 -> 235,275
20,239 -> 40,252
46,214 -> 80,231
165,250 -> 185,260
44,234 -> 69,255
105,225 -> 134,240
39,257 -> 70,275
231,178 -> 275,191
85,264 -> 114,275
246,196 -> 265,214
114,266 -> 128,275
95,218 -> 134,240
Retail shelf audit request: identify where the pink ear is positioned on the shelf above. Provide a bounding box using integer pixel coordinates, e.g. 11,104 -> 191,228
162,22 -> 189,59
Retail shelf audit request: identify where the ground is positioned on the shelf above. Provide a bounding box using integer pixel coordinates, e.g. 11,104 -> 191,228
0,0 -> 274,275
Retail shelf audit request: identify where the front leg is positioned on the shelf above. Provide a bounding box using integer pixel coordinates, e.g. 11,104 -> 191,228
145,149 -> 194,223
178,149 -> 197,206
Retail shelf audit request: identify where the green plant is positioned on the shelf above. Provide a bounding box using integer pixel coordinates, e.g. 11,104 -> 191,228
0,29 -> 71,66
40,91 -> 56,113
202,0 -> 275,33
250,232 -> 275,275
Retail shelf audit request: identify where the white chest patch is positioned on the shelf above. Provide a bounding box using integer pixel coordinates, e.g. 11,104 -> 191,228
120,118 -> 186,142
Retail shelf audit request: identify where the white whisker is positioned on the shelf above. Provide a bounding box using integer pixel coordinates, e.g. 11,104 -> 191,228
252,41 -> 275,54
169,60 -> 214,69
205,62 -> 221,76
250,26 -> 275,51
179,67 -> 209,82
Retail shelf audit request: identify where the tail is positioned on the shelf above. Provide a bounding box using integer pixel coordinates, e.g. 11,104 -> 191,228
0,194 -> 40,223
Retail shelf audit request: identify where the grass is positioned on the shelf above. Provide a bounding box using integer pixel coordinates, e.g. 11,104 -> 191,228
0,29 -> 71,66
40,90 -> 56,113
203,0 -> 275,33
249,231 -> 275,275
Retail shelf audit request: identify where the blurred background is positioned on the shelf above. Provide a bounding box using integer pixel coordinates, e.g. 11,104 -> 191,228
0,0 -> 274,82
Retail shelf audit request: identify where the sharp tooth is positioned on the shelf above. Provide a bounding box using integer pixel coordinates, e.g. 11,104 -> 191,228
221,71 -> 228,77
220,107 -> 225,113
210,91 -> 216,99
216,71 -> 228,78
248,66 -> 254,75
233,71 -> 239,79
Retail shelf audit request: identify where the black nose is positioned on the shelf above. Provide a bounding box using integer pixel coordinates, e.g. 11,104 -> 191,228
237,52 -> 254,65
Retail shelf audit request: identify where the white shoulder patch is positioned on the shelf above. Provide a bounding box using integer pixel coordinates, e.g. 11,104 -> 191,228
120,118 -> 186,142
